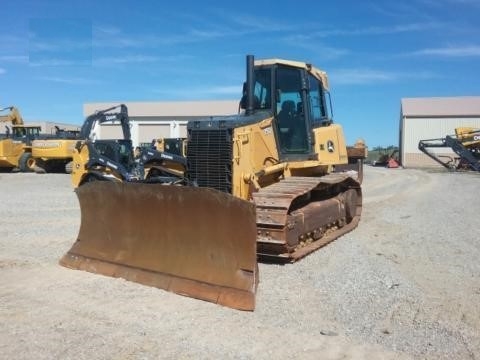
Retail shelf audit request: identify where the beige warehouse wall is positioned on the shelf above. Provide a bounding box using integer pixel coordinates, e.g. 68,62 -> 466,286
403,152 -> 458,169
138,124 -> 171,143
403,117 -> 480,153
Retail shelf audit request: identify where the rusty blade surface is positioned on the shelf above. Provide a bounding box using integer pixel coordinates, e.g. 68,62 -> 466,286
60,182 -> 258,311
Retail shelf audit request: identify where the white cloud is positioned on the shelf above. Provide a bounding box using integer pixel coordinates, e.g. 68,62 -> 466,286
312,22 -> 442,38
226,14 -> 294,33
189,29 -> 224,39
419,0 -> 480,7
94,25 -> 122,36
331,69 -> 396,84
0,35 -> 29,53
369,2 -> 437,21
201,86 -> 241,95
36,76 -> 100,85
281,36 -> 350,60
0,55 -> 29,64
92,54 -> 194,68
29,58 -> 91,67
153,84 -> 241,98
92,25 -> 227,49
330,68 -> 438,85
31,39 -> 92,52
94,55 -> 161,65
412,45 -> 480,57
90,10 -> 296,51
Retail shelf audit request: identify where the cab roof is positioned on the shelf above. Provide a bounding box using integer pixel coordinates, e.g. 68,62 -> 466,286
254,58 -> 329,90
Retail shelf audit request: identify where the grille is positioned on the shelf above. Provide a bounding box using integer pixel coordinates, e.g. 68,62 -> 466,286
187,129 -> 233,193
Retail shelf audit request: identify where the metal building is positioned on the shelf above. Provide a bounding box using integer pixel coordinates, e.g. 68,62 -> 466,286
83,100 -> 239,147
400,96 -> 480,168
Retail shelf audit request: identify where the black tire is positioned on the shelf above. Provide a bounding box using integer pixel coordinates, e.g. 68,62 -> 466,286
33,159 -> 46,174
19,152 -> 34,172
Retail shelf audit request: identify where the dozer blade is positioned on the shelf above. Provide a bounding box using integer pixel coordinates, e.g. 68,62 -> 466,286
60,182 -> 258,311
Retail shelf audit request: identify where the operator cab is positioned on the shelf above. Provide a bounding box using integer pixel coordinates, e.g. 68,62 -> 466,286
11,125 -> 41,144
248,59 -> 333,157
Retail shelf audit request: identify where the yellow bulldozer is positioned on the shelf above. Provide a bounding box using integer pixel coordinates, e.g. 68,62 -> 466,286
60,55 -> 366,311
0,106 -> 40,172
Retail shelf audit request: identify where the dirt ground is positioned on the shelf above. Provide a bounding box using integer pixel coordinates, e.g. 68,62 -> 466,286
0,167 -> 479,359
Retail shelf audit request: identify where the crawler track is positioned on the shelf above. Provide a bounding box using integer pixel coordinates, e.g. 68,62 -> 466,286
253,174 -> 362,262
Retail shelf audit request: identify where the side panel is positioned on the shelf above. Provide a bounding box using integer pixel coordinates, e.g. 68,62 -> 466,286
32,139 -> 76,159
313,124 -> 348,165
232,116 -> 279,199
71,142 -> 89,188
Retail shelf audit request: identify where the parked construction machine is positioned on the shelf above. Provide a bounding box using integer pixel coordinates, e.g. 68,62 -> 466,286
418,127 -> 480,171
371,148 -> 399,168
0,106 -> 40,172
60,55 -> 366,311
69,104 -> 186,187
31,127 -> 81,173
152,137 -> 186,156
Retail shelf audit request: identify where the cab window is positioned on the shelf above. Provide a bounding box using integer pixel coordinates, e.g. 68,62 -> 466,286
308,74 -> 330,127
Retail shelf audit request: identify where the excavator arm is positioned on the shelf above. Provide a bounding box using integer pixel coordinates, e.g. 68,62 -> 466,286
418,129 -> 480,171
79,104 -> 130,140
0,106 -> 24,125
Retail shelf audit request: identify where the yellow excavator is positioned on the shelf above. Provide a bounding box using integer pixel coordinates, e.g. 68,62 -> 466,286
0,106 -> 40,172
60,55 -> 366,311
31,127 -> 81,173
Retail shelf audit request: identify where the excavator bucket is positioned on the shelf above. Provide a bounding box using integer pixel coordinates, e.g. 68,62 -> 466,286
60,182 -> 258,311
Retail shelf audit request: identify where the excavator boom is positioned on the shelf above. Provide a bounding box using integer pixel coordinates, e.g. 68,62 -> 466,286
0,106 -> 24,125
418,127 -> 480,171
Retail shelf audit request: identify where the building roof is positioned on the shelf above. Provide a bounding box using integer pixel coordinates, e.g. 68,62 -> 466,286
401,96 -> 480,117
84,100 -> 240,118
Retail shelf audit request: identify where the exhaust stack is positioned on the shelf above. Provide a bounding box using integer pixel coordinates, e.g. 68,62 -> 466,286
245,55 -> 255,116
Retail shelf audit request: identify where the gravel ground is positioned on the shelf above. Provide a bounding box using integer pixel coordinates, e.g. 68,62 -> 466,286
0,167 -> 479,359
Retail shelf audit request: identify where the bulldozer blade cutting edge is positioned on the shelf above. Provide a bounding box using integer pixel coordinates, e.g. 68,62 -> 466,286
60,182 -> 258,311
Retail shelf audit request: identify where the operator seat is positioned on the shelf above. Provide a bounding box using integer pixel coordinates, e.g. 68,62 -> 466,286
277,100 -> 296,130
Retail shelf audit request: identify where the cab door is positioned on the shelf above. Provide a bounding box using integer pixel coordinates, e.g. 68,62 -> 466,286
275,66 -> 309,155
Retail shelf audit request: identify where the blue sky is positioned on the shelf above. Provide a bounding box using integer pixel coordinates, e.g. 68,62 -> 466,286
1,0 -> 479,147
